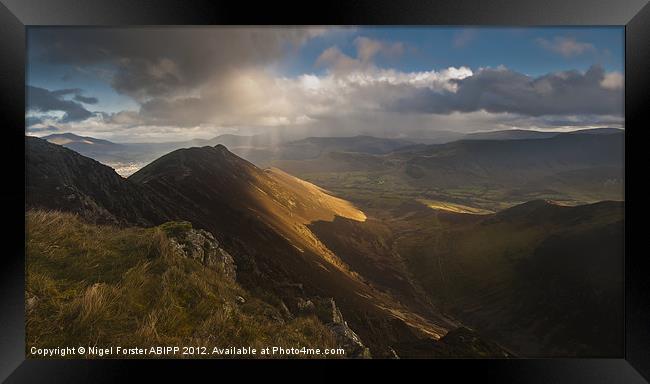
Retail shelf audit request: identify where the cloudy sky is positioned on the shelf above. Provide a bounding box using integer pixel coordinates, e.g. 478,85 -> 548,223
26,27 -> 624,143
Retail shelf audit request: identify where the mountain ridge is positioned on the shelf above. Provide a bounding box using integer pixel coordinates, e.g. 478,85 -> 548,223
25,136 -> 173,226
27,136 -> 463,357
36,128 -> 623,178
128,142 -> 458,352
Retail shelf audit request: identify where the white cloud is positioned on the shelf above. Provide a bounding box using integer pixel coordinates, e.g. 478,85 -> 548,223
316,37 -> 406,73
537,36 -> 596,57
600,71 -> 624,90
355,36 -> 404,62
453,29 -> 478,48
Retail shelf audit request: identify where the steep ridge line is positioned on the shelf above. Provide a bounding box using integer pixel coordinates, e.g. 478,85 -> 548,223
26,137 -> 459,356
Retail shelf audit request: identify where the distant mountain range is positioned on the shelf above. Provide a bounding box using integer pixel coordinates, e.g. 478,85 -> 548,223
40,128 -> 623,177
401,130 -> 623,185
463,127 -> 622,141
43,132 -> 123,147
464,129 -> 561,141
273,130 -> 624,210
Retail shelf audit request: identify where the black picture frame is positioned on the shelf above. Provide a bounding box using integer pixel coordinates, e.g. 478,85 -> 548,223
1,0 -> 648,382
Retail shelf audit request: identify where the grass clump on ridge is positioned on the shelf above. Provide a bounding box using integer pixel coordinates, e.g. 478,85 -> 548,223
26,210 -> 337,358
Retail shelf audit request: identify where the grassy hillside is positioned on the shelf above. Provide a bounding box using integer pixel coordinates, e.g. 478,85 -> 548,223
26,210 -> 337,358
389,200 -> 624,357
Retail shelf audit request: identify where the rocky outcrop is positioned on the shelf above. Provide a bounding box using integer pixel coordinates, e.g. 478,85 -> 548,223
315,298 -> 372,358
296,298 -> 316,313
26,292 -> 38,314
161,221 -> 237,282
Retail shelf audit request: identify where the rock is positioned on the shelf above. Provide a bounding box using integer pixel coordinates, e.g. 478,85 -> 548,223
329,323 -> 372,359
279,300 -> 294,320
317,298 -> 371,358
162,222 -> 237,282
264,307 -> 285,324
26,293 -> 38,313
328,298 -> 345,324
296,298 -> 315,313
221,302 -> 234,317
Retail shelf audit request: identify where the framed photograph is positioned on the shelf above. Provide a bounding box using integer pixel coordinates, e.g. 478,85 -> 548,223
1,0 -> 648,382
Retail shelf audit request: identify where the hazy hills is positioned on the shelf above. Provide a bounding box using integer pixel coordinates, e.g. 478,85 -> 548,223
44,132 -> 122,148
463,129 -> 560,141
462,128 -> 622,141
275,130 -> 624,211
401,130 -> 623,187
40,128 -> 623,178
40,133 -> 419,175
274,136 -> 415,160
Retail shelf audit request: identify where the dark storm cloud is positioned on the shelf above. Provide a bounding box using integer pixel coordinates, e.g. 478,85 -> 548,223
29,28 -> 325,101
390,65 -> 623,117
50,88 -> 80,97
27,86 -> 94,123
45,88 -> 99,104
73,94 -> 99,104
